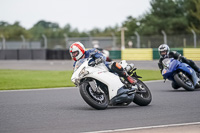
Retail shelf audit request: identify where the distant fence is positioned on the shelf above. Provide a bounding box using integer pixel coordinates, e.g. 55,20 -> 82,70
0,34 -> 199,50
0,33 -> 199,60
0,41 -> 41,49
1,48 -> 199,60
0,37 -> 116,50
66,37 -> 115,49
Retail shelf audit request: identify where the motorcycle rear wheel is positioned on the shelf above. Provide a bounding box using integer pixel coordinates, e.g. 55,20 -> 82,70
133,79 -> 152,106
174,73 -> 195,91
79,81 -> 109,110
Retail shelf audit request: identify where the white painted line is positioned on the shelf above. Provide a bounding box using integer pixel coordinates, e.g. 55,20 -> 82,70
83,122 -> 200,133
0,87 -> 77,92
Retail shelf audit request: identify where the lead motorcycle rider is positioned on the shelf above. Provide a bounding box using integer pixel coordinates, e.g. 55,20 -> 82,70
69,42 -> 137,86
158,44 -> 200,89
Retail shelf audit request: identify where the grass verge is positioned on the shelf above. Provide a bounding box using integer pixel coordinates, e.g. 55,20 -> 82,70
0,69 -> 163,90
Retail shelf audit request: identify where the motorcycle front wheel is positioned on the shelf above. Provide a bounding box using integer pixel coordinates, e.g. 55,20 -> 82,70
174,72 -> 195,91
133,79 -> 152,106
79,81 -> 109,110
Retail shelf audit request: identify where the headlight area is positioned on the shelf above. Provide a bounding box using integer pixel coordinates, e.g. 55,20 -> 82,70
71,78 -> 80,86
79,67 -> 89,78
71,78 -> 76,83
71,67 -> 89,86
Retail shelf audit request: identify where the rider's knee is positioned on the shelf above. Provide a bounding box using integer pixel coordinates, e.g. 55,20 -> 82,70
110,62 -> 126,77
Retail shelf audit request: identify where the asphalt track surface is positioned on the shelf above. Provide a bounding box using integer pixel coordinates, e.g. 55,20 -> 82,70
0,60 -> 200,71
0,60 -> 166,70
0,81 -> 200,133
1,60 -> 200,133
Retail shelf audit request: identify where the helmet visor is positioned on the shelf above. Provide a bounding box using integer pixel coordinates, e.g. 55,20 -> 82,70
160,51 -> 167,56
72,51 -> 79,58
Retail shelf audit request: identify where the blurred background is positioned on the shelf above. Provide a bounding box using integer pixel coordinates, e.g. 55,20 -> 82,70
0,0 -> 200,60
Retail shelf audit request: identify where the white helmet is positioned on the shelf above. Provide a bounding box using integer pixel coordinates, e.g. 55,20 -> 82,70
158,44 -> 170,58
69,42 -> 85,61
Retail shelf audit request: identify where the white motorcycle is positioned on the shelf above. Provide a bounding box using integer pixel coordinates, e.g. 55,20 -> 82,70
71,58 -> 152,110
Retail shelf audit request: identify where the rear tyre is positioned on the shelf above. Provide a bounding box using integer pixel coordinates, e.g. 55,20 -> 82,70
174,72 -> 195,91
79,81 -> 109,110
133,79 -> 152,106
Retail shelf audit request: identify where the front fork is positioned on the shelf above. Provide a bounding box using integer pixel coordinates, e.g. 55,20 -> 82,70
88,80 -> 104,94
191,71 -> 198,86
178,71 -> 198,86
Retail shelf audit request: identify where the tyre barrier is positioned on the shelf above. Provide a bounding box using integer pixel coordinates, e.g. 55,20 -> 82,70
0,49 -> 71,60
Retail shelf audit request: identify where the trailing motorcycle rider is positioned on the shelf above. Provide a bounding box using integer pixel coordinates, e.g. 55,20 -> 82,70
93,43 -> 112,62
158,44 -> 200,89
69,42 -> 137,86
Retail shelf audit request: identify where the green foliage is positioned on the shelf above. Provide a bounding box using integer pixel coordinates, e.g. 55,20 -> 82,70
138,0 -> 188,35
0,21 -> 31,40
29,20 -> 62,40
88,25 -> 119,37
189,0 -> 200,33
0,0 -> 199,39
122,16 -> 139,37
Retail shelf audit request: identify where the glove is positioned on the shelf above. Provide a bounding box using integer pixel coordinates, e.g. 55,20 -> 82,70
95,57 -> 104,65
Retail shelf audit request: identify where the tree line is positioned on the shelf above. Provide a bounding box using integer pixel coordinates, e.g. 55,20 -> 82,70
0,0 -> 199,41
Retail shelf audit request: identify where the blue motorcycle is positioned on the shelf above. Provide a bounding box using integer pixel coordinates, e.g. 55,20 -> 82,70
162,58 -> 199,91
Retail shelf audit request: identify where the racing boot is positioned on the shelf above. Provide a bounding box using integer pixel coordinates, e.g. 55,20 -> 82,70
189,60 -> 200,77
196,76 -> 200,89
198,69 -> 200,78
111,62 -> 137,85
196,69 -> 200,85
124,74 -> 137,85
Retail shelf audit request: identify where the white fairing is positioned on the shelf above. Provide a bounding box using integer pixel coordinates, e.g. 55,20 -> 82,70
71,58 -> 126,100
85,66 -> 124,99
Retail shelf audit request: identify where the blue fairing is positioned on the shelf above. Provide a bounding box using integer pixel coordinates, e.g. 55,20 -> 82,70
162,58 -> 193,80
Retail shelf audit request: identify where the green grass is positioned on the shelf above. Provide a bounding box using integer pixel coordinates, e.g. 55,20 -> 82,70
0,69 -> 163,90
0,69 -> 74,90
136,69 -> 163,81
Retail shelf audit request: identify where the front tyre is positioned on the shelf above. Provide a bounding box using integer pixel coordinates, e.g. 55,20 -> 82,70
133,79 -> 152,106
79,81 -> 109,110
174,73 -> 195,91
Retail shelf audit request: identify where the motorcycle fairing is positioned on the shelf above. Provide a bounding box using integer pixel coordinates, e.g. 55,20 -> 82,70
109,87 -> 135,106
162,58 -> 194,80
84,66 -> 124,100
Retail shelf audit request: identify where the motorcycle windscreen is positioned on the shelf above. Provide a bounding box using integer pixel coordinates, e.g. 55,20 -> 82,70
162,59 -> 180,79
